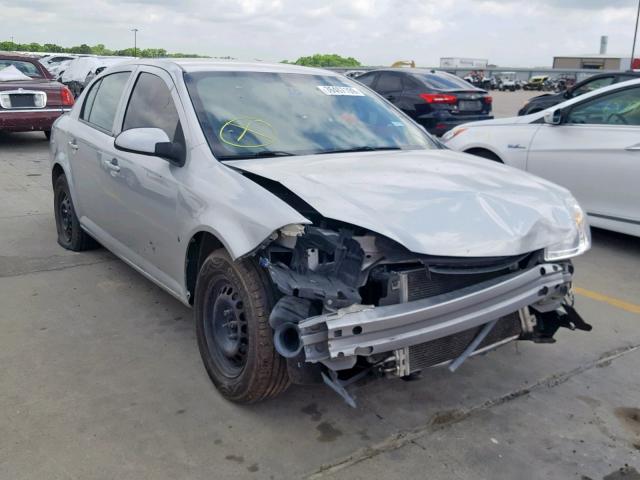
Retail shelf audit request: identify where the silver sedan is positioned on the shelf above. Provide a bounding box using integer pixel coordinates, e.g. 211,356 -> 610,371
50,60 -> 592,405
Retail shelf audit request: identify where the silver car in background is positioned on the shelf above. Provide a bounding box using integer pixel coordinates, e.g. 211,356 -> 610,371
50,60 -> 592,405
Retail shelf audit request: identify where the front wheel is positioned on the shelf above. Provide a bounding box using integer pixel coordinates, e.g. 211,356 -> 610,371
194,249 -> 289,403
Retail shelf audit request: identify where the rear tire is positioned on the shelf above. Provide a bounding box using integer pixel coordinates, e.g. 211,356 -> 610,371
195,249 -> 289,403
44,130 -> 51,140
53,174 -> 98,251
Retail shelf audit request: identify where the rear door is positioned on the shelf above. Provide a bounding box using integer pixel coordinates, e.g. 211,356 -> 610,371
68,70 -> 133,237
527,85 -> 640,230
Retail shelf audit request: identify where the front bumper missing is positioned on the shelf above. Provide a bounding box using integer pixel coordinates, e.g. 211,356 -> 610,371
298,263 -> 572,370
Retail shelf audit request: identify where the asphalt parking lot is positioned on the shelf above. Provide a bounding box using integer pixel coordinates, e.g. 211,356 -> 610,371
1,91 -> 639,480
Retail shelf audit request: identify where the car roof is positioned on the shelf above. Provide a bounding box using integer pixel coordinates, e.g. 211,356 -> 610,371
0,52 -> 41,62
361,68 -> 450,76
110,58 -> 338,76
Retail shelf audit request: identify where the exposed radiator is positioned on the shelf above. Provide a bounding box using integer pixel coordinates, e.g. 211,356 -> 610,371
397,267 -> 522,373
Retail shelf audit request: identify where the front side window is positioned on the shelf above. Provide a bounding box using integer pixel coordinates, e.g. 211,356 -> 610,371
572,76 -> 615,96
83,72 -> 131,133
184,71 -> 436,160
355,73 -> 376,87
123,72 -> 181,142
567,86 -> 640,126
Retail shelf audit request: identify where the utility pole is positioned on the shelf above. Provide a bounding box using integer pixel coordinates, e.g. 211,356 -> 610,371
632,0 -> 640,68
10,35 -> 14,44
131,28 -> 139,57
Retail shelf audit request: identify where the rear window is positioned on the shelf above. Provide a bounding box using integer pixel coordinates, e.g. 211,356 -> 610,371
0,59 -> 42,78
414,72 -> 475,91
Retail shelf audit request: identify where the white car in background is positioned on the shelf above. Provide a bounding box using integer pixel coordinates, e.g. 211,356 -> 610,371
443,79 -> 640,237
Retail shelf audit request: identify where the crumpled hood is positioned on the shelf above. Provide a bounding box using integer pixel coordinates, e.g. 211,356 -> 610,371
225,149 -> 577,257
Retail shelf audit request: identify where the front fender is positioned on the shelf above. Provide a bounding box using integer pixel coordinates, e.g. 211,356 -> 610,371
177,146 -> 311,263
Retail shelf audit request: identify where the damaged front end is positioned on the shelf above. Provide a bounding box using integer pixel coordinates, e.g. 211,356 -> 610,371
258,223 -> 591,405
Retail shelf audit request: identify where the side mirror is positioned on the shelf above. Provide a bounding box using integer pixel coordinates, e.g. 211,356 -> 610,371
114,128 -> 185,167
544,109 -> 564,125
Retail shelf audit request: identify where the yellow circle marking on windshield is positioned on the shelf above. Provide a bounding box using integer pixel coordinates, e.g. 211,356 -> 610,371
219,118 -> 276,148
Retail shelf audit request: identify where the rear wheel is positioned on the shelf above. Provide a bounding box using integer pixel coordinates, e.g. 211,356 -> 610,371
195,249 -> 289,403
44,130 -> 51,140
53,174 -> 98,251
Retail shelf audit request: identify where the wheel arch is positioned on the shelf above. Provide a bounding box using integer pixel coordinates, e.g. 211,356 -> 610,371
184,229 -> 228,305
464,147 -> 504,163
51,162 -> 66,186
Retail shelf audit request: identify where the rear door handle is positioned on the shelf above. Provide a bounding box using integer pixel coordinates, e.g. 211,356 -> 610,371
625,143 -> 640,151
68,140 -> 79,150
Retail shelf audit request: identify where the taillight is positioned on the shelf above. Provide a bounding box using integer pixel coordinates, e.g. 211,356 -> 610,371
483,96 -> 493,104
61,87 -> 75,106
419,93 -> 457,104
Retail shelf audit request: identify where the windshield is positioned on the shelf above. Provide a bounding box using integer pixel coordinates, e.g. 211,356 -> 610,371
184,71 -> 437,160
0,60 -> 42,78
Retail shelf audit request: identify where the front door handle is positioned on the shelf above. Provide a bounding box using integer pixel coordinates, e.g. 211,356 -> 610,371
68,140 -> 79,151
625,143 -> 640,151
105,158 -> 121,173
386,95 -> 396,101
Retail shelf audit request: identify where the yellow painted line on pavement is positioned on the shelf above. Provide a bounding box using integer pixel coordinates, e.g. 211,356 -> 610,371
574,287 -> 640,315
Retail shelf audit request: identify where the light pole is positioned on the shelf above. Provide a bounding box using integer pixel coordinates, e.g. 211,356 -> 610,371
131,28 -> 139,57
632,0 -> 640,68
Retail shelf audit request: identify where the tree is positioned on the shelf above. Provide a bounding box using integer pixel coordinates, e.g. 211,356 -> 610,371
1,39 -> 207,58
289,54 -> 361,68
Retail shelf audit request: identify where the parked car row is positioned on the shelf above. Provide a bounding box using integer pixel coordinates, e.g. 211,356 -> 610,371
355,68 -> 493,135
49,59 -> 593,405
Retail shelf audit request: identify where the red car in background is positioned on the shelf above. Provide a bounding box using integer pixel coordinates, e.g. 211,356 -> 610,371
0,53 -> 74,139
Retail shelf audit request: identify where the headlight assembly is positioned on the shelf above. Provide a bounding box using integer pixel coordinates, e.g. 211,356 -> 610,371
544,196 -> 591,261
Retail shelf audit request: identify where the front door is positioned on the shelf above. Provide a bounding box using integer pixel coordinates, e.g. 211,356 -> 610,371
104,68 -> 188,294
527,85 -> 640,228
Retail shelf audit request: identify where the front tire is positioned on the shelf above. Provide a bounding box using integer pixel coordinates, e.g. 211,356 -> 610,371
53,174 -> 98,251
195,249 -> 289,403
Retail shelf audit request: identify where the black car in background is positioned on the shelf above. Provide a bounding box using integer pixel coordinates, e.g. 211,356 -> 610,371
518,71 -> 640,115
356,69 -> 493,136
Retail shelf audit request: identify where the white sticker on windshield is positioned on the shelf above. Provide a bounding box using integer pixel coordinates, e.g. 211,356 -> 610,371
317,86 -> 365,96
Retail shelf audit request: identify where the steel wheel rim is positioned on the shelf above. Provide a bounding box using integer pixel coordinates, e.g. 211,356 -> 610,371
58,192 -> 73,243
204,279 -> 249,378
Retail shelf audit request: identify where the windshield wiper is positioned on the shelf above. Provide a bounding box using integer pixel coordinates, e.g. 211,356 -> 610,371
218,151 -> 295,160
317,146 -> 402,155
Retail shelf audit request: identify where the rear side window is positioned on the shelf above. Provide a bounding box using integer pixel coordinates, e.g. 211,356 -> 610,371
573,76 -> 615,96
376,73 -> 403,93
122,72 -> 181,142
82,72 -> 130,133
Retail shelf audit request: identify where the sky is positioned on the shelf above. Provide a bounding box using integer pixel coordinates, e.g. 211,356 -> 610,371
2,0 -> 639,67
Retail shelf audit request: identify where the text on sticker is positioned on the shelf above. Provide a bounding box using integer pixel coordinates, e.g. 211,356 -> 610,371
317,86 -> 365,96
